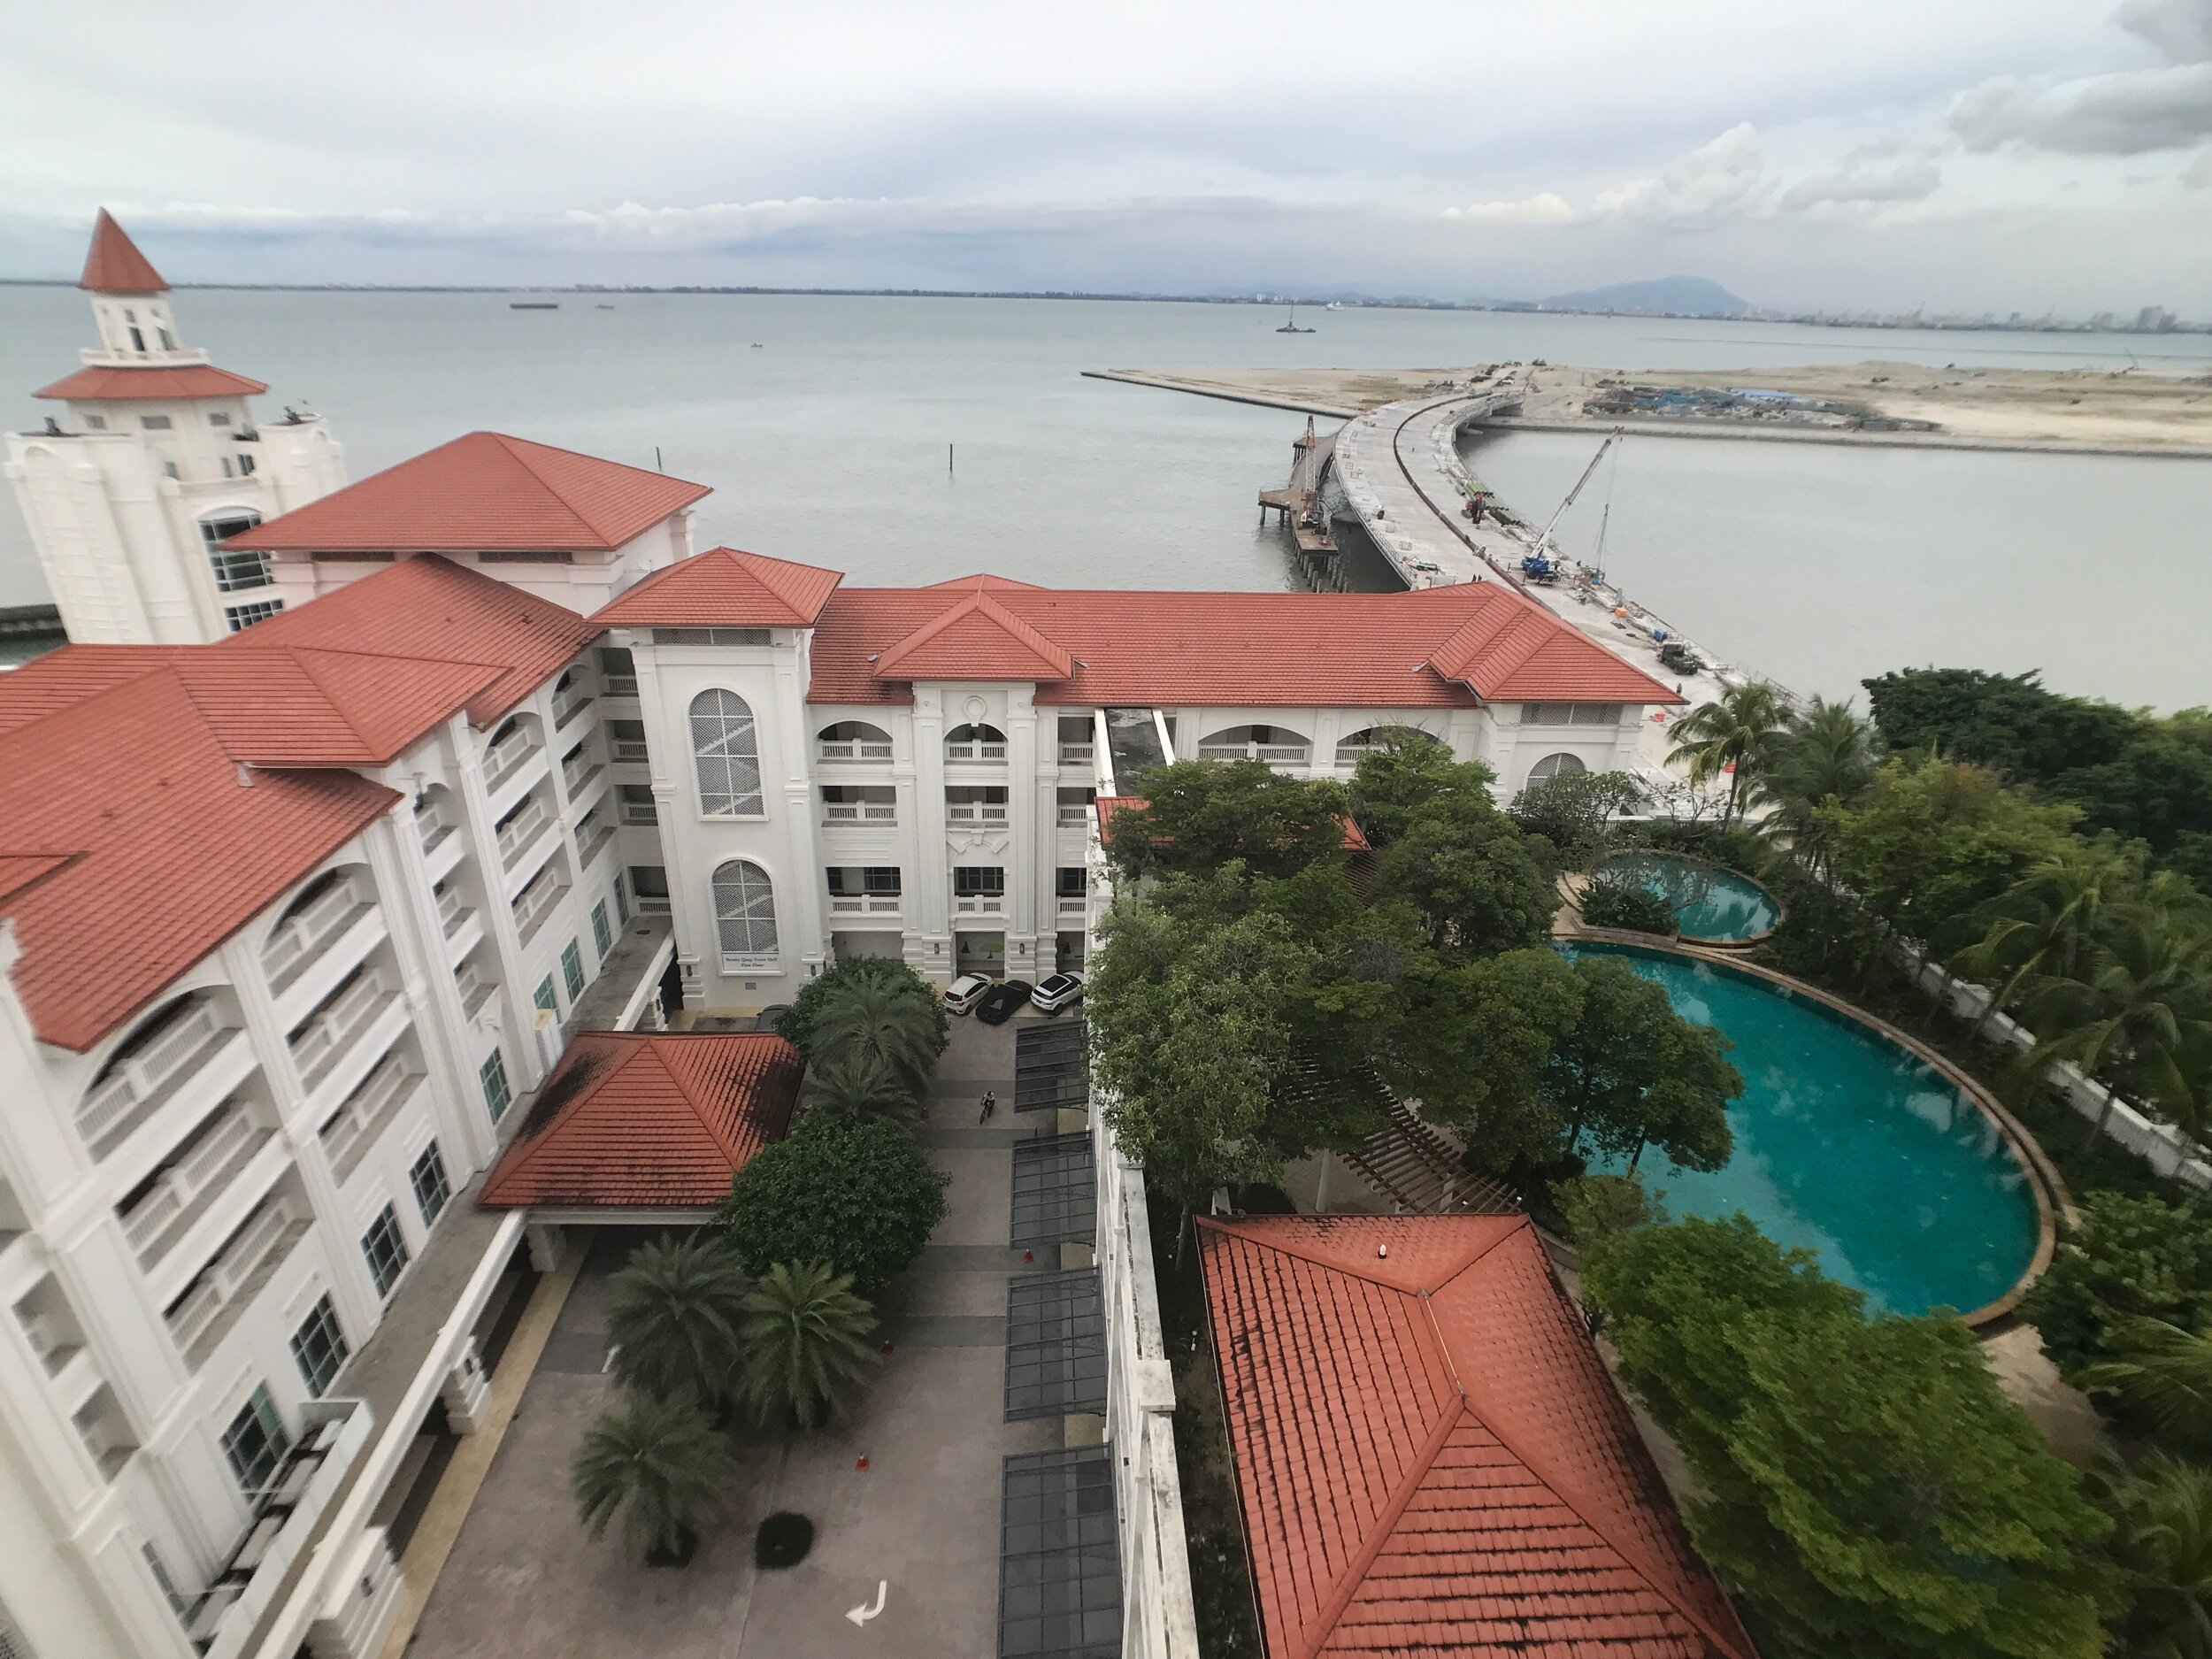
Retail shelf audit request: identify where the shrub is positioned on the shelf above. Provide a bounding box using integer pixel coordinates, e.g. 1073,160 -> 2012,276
2017,1191 -> 2212,1379
735,1261 -> 878,1428
1555,1172 -> 1666,1253
754,1512 -> 816,1569
605,1234 -> 751,1409
780,956 -> 949,1068
1576,874 -> 1677,935
571,1393 -> 733,1567
720,1114 -> 949,1294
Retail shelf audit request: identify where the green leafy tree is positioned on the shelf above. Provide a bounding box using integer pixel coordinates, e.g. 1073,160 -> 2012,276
720,1114 -> 949,1295
1760,695 -> 1885,813
1668,681 -> 1791,825
572,1393 -> 733,1565
2018,1192 -> 2212,1379
605,1235 -> 751,1410
1353,742 -> 1559,957
1576,873 -> 1678,934
1543,955 -> 1739,1173
1507,768 -> 1642,869
2078,1317 -> 2212,1457
2089,1449 -> 2212,1659
1584,1215 -> 2111,1659
1103,758 -> 1349,883
803,1048 -> 918,1124
734,1260 -> 878,1429
780,955 -> 949,1068
1863,666 -> 2139,787
1394,946 -> 1585,1164
1555,1171 -> 1667,1254
1954,841 -> 2142,1037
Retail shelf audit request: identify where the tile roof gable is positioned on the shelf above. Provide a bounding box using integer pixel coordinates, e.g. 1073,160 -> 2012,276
872,590 -> 1075,682
591,546 -> 842,628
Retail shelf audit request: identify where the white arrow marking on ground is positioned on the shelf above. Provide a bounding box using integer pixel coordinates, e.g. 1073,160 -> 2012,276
845,1581 -> 887,1627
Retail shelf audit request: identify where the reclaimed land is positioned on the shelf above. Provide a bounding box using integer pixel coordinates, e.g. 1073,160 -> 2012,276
1084,360 -> 2212,456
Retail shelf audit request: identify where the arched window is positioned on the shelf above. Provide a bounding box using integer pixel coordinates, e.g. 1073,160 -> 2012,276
1526,752 -> 1588,784
712,861 -> 779,963
1335,725 -> 1440,764
1196,725 -> 1311,764
690,690 -> 763,815
817,721 -> 893,761
944,724 -> 1007,762
200,509 -> 268,594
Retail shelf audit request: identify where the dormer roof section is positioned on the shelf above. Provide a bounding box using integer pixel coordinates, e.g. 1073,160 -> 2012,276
80,209 -> 167,294
871,590 -> 1075,684
592,546 -> 843,630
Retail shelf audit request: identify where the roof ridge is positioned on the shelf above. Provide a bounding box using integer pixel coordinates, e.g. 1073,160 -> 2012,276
492,1036 -> 641,1182
273,645 -> 380,752
1191,1217 -> 1433,1296
648,1033 -> 754,1164
156,661 -> 266,764
486,433 -> 607,542
1294,1395 -> 1466,1659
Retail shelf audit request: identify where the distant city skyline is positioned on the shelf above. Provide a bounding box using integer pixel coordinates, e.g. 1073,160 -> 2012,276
2,0 -> 2208,317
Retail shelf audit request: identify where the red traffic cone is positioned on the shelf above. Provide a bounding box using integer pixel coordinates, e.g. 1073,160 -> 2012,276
856,1455 -> 870,1471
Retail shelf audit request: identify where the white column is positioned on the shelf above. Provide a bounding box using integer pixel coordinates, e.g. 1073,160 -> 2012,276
438,1337 -> 492,1433
1007,690 -> 1041,979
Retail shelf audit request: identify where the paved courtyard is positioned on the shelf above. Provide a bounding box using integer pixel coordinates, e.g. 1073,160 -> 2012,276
402,1011 -> 1061,1659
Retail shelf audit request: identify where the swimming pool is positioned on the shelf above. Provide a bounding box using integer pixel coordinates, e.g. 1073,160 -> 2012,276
1559,941 -> 2046,1319
1595,851 -> 1780,943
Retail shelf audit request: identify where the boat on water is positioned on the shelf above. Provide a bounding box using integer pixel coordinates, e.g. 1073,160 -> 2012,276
1276,306 -> 1314,334
510,301 -> 558,311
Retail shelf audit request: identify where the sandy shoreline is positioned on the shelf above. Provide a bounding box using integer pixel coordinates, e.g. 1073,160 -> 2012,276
1086,361 -> 2212,457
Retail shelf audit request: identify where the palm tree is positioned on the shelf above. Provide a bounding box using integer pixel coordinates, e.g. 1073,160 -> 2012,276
735,1261 -> 878,1429
810,980 -> 941,1102
1757,695 -> 1882,817
2079,1317 -> 2212,1456
572,1393 -> 733,1565
2017,905 -> 2212,1147
2090,1449 -> 2212,1659
804,1048 -> 917,1124
606,1234 -> 751,1410
1668,682 -> 1790,826
1954,841 -> 2139,1040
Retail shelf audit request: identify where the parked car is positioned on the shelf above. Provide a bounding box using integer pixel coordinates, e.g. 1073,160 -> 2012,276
1031,970 -> 1087,1014
944,973 -> 993,1015
974,979 -> 1033,1025
753,1004 -> 793,1035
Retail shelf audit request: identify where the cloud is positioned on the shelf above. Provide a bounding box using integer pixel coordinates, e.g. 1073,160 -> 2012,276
1591,123 -> 1772,229
2187,145 -> 2212,184
2117,0 -> 2212,63
1778,155 -> 1942,211
1441,192 -> 1578,225
1951,63 -> 2212,154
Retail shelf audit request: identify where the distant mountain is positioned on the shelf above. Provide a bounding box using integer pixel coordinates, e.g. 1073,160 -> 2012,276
1540,276 -> 1748,318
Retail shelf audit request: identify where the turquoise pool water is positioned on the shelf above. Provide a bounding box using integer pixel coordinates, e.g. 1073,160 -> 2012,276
1561,941 -> 2039,1316
1598,851 -> 1779,941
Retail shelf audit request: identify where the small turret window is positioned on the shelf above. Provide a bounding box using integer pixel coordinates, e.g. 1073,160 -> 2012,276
209,412 -> 232,427
141,415 -> 172,431
201,511 -> 269,593
157,325 -> 175,350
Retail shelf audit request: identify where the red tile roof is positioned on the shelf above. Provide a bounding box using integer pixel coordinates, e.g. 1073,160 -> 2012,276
592,545 -> 842,628
1199,1214 -> 1754,1659
37,364 -> 269,402
223,432 -> 710,553
80,210 -> 166,293
807,581 -> 1679,708
0,668 -> 399,1051
234,554 -> 597,726
479,1032 -> 803,1209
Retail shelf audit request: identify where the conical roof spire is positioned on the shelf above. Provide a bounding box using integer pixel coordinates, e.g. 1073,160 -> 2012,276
79,209 -> 166,295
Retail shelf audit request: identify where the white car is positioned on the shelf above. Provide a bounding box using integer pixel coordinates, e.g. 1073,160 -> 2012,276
944,973 -> 992,1015
1030,970 -> 1087,1014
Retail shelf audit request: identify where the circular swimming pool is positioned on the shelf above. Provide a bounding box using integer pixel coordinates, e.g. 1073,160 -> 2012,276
1559,941 -> 2047,1320
1595,850 -> 1780,943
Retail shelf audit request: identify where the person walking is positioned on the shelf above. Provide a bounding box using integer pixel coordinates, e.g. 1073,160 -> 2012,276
978,1090 -> 997,1123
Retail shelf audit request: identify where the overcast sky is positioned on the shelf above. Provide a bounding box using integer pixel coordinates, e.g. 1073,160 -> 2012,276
3,0 -> 2208,314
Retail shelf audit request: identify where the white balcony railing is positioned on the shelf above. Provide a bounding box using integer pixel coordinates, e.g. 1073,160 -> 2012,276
1056,894 -> 1089,916
818,738 -> 894,763
621,797 -> 658,826
602,672 -> 639,696
322,1054 -> 420,1177
120,1106 -> 258,1263
636,893 -> 672,916
946,803 -> 1010,826
415,796 -> 456,854
513,872 -> 568,942
78,1002 -> 230,1151
823,802 -> 897,826
1058,743 -> 1095,766
166,1199 -> 297,1357
578,820 -> 617,869
435,885 -> 473,941
482,732 -> 538,795
496,799 -> 552,868
953,894 -> 1007,916
455,962 -> 495,1018
550,685 -> 593,729
1197,741 -> 1310,764
827,895 -> 902,916
611,735 -> 649,763
289,972 -> 390,1089
945,741 -> 1007,763
563,757 -> 606,804
262,879 -> 365,990
1057,806 -> 1091,828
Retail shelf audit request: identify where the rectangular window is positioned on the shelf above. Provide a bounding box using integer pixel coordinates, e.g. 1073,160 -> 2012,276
238,452 -> 257,476
561,940 -> 585,1000
591,900 -> 613,958
220,1384 -> 290,1497
83,412 -> 107,429
618,783 -> 657,825
141,414 -> 173,431
630,865 -> 670,914
476,549 -> 575,564
288,1294 -> 349,1398
1522,702 -> 1622,727
220,456 -> 235,479
410,1142 -> 451,1226
826,866 -> 903,897
612,873 -> 631,925
209,411 -> 232,426
1056,866 -> 1088,897
534,976 -> 557,1015
143,1540 -> 188,1619
609,719 -> 649,762
208,549 -> 273,592
480,1049 -> 512,1124
953,866 -> 1006,897
651,626 -> 771,645
225,598 -> 284,632
361,1203 -> 410,1299
1058,715 -> 1093,741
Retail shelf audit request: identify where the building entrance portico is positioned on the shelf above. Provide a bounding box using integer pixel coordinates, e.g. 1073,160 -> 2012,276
956,929 -> 1006,976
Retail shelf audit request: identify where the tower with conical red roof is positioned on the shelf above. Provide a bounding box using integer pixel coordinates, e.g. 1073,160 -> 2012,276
4,210 -> 349,644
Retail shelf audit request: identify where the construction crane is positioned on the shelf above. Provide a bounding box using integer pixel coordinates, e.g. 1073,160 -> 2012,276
1532,426 -> 1624,563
